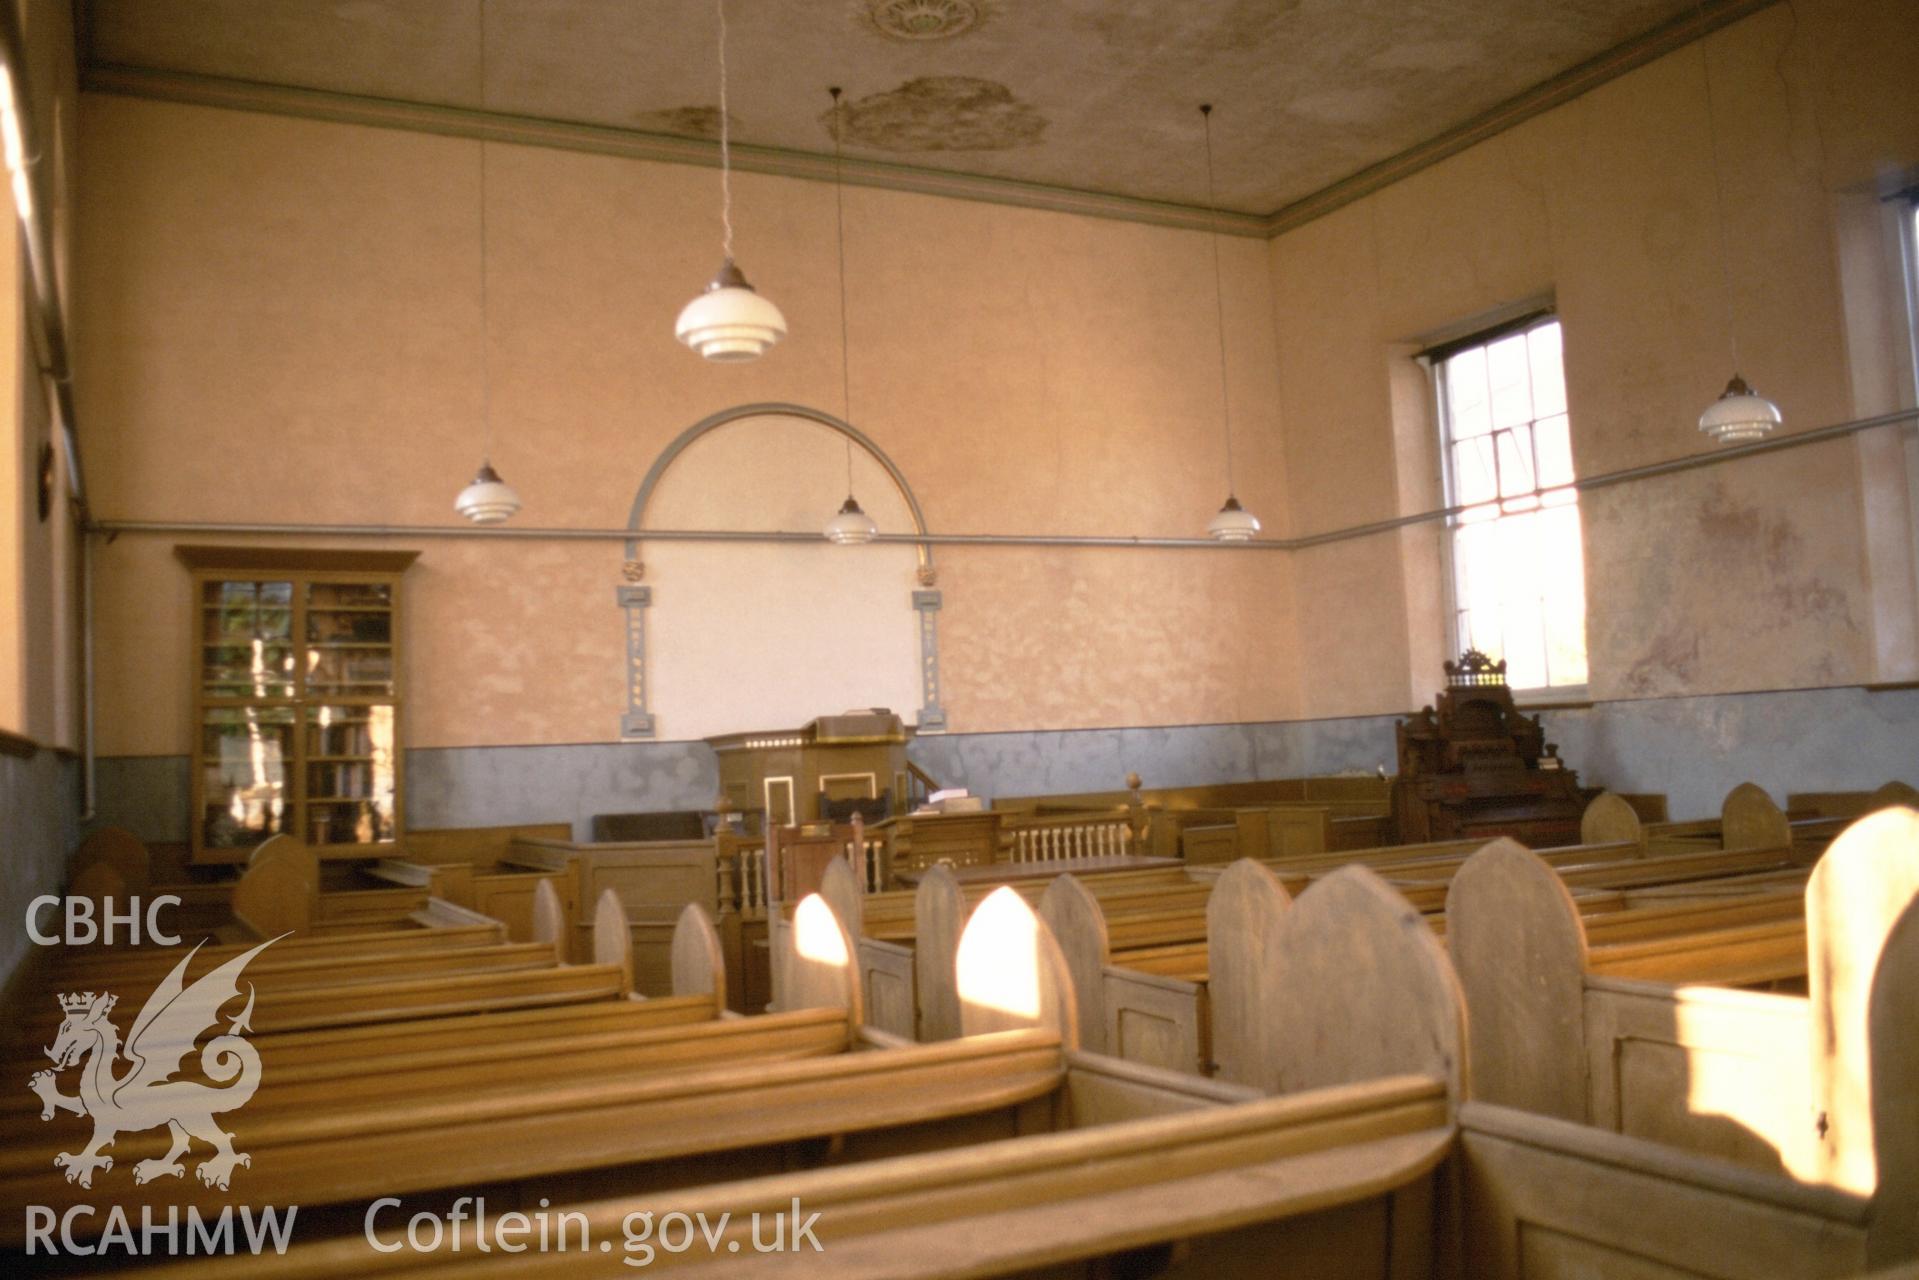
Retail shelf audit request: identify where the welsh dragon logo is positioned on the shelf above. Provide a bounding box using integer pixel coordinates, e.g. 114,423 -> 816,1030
28,937 -> 279,1190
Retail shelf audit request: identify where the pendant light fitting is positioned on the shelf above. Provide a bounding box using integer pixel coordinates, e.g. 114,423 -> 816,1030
1199,103 -> 1260,542
455,0 -> 521,525
1692,14 -> 1780,445
822,85 -> 877,545
676,0 -> 787,361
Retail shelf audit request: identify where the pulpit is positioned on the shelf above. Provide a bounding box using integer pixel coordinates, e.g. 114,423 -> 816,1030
707,711 -> 913,829
1390,650 -> 1592,846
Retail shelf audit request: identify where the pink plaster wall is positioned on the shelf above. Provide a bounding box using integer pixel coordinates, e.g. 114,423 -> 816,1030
1268,0 -> 1915,712
73,96 -> 1297,755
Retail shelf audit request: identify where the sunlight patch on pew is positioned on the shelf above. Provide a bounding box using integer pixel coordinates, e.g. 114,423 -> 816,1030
1671,983 -> 1806,1178
957,887 -> 1043,1022
793,895 -> 851,967
1805,804 -> 1919,1195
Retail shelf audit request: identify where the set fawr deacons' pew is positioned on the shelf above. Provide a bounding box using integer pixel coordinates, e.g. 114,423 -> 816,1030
76,812 -> 1919,1278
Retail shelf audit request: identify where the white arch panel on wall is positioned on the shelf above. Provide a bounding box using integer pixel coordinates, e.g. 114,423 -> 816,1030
636,412 -> 923,741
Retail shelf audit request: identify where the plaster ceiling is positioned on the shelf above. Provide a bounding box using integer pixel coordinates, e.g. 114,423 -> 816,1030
83,0 -> 1716,216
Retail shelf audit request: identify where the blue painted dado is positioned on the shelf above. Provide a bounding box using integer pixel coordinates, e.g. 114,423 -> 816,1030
89,684 -> 1919,842
1535,685 -> 1919,820
2,750 -> 81,987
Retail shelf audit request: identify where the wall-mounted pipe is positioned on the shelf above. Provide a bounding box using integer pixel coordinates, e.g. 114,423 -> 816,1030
0,7 -> 93,823
0,3 -> 84,514
89,405 -> 1918,553
79,526 -> 94,821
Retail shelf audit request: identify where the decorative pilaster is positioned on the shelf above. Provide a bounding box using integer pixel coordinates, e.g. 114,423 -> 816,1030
618,583 -> 655,739
914,589 -> 947,733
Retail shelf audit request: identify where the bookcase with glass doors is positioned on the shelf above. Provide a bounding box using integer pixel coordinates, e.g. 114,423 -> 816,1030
179,546 -> 418,863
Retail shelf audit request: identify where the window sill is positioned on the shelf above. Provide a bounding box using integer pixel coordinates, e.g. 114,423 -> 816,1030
1511,686 -> 1592,711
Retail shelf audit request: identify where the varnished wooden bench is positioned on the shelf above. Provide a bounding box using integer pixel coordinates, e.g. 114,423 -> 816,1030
0,903 -> 731,1149
73,855 -> 1919,1279
774,854 -> 1208,1038
1083,843 -> 1817,1079
0,891 -> 873,1244
119,852 -> 1476,1279
1448,806 -> 1919,1193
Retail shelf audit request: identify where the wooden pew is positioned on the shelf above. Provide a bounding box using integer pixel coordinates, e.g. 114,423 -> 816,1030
11,940 -> 637,1082
1,904 -> 727,1146
769,845 -> 1202,1034
117,901 -> 729,1114
0,889 -> 873,1247
1453,849 -> 1919,1277
75,855 -> 1919,1279
119,851 -> 1475,1280
11,880 -> 527,1053
1085,838 -> 1816,1080
32,915 -> 509,989
1446,806 -> 1919,1192
936,817 -> 1803,1074
56,832 -> 490,955
1081,856 -> 1916,1277
63,826 -> 245,940
1789,780 -> 1919,820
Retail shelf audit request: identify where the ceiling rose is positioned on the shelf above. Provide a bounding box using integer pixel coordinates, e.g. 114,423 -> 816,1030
869,0 -> 980,41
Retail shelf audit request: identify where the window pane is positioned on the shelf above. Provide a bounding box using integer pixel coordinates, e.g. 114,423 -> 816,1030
1496,427 -> 1535,497
1444,348 -> 1493,438
1528,323 -> 1566,418
1499,598 -> 1548,690
1452,437 -> 1497,506
1534,414 -> 1574,489
1486,333 -> 1533,429
1453,522 -> 1493,614
1437,317 -> 1584,689
1540,505 -> 1589,686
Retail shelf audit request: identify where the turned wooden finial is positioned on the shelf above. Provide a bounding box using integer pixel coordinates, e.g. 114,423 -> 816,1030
1125,773 -> 1149,846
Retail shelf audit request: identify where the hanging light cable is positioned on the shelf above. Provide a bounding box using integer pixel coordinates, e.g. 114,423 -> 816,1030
675,0 -> 787,361
454,0 -> 521,524
1694,14 -> 1781,444
822,86 -> 879,546
1199,104 -> 1260,541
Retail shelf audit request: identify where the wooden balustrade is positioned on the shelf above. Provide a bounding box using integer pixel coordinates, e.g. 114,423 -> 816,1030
1003,809 -> 1137,863
857,835 -> 888,893
715,837 -> 768,916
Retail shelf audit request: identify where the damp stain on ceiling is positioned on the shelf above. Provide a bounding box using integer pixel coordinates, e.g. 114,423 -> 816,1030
81,0 -> 1720,215
830,77 -> 1046,153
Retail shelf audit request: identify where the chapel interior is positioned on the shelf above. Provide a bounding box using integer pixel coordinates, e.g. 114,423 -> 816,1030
2,0 -> 1918,1276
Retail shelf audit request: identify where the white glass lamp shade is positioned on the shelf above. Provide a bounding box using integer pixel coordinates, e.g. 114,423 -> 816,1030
454,461 -> 522,524
824,495 -> 879,545
675,259 -> 787,362
1207,495 -> 1261,542
1698,375 -> 1782,445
